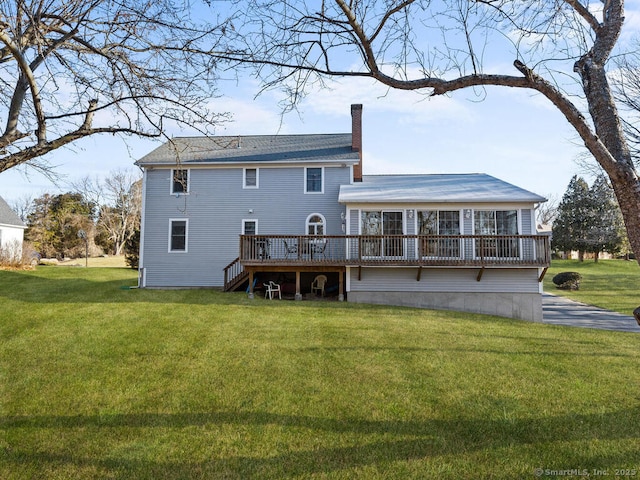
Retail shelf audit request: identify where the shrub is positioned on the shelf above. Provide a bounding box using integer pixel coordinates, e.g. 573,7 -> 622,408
0,240 -> 23,267
552,271 -> 583,290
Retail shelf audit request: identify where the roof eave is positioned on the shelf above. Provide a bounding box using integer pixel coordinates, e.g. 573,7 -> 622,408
339,196 -> 548,204
137,157 -> 360,168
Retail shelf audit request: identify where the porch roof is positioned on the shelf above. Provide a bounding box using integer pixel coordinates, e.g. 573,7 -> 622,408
136,134 -> 360,166
339,174 -> 547,204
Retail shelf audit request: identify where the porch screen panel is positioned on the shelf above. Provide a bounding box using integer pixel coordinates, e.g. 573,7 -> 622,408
383,211 -> 403,257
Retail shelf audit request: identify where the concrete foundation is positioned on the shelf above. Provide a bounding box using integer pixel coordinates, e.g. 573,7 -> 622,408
347,291 -> 543,322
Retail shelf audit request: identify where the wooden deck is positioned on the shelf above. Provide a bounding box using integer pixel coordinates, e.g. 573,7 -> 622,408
238,234 -> 550,267
224,234 -> 551,295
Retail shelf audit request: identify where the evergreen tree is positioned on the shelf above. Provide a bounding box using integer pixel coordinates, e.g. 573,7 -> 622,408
124,229 -> 140,270
552,175 -> 627,261
552,176 -> 592,260
585,175 -> 626,261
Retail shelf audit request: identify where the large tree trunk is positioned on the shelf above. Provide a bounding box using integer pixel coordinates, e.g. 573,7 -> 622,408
577,52 -> 640,265
608,171 -> 640,262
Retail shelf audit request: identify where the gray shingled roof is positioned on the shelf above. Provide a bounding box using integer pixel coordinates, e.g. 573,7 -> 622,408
136,134 -> 360,166
0,195 -> 26,227
339,174 -> 547,204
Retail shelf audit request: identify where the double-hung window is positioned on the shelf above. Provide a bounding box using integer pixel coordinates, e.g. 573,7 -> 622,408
243,220 -> 257,235
244,168 -> 258,188
171,169 -> 189,194
305,167 -> 323,193
169,219 -> 188,252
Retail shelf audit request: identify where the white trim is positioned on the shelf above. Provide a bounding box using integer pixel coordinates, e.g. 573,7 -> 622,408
243,167 -> 259,189
170,168 -> 190,195
242,219 -> 258,235
168,218 -> 189,253
304,166 -> 324,194
0,222 -> 27,230
138,169 -> 148,286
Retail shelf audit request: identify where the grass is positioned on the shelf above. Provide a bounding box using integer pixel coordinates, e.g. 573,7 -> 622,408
1,266 -> 639,479
543,259 -> 640,315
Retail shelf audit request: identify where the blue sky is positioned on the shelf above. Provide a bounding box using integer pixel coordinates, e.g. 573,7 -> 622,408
0,75 -> 587,205
3,0 -> 638,206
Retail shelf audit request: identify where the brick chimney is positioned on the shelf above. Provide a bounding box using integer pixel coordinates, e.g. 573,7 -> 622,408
351,104 -> 363,182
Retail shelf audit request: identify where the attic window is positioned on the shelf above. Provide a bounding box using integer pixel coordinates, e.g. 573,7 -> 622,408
171,169 -> 189,194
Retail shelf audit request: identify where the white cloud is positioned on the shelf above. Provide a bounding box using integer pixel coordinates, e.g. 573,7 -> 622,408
298,75 -> 475,126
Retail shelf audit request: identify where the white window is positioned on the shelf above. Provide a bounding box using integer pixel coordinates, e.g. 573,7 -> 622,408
169,219 -> 188,252
243,219 -> 257,235
243,168 -> 259,189
305,167 -> 323,193
474,210 -> 518,235
418,210 -> 461,257
171,169 -> 189,195
306,213 -> 325,235
474,210 -> 519,258
360,210 -> 404,257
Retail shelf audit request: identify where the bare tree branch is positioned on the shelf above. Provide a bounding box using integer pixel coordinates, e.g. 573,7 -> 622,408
0,0 -> 234,175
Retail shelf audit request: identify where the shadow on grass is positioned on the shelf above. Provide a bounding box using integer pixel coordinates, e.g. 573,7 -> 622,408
3,409 -> 640,478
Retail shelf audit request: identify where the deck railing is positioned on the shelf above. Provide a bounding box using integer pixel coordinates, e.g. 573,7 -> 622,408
239,234 -> 550,267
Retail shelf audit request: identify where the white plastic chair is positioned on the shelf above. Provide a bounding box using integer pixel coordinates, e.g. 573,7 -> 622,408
311,275 -> 327,296
265,281 -> 281,300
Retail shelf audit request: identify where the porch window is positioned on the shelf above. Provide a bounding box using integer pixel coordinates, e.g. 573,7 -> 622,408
305,167 -> 323,193
306,214 -> 325,235
361,210 -> 403,257
169,219 -> 188,252
171,169 -> 189,194
418,210 -> 460,257
474,210 -> 519,258
244,168 -> 258,188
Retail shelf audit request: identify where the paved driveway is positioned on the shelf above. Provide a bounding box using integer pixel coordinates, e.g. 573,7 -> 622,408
542,293 -> 640,333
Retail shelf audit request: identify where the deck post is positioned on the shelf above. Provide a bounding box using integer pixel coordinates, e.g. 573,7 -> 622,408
248,270 -> 255,299
338,269 -> 344,301
295,271 -> 302,301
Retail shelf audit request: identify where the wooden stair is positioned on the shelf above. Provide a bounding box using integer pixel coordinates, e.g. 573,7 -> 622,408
223,257 -> 249,292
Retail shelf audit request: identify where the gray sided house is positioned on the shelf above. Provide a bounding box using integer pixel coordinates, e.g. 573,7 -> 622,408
136,104 -> 550,321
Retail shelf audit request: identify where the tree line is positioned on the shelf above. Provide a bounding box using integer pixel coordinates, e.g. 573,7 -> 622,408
15,170 -> 141,267
552,175 -> 629,261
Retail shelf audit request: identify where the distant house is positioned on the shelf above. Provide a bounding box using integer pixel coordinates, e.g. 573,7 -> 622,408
0,195 -> 26,262
136,104 -> 550,321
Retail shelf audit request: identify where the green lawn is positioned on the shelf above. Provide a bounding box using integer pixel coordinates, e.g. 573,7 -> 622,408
1,266 -> 639,479
543,259 -> 640,315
